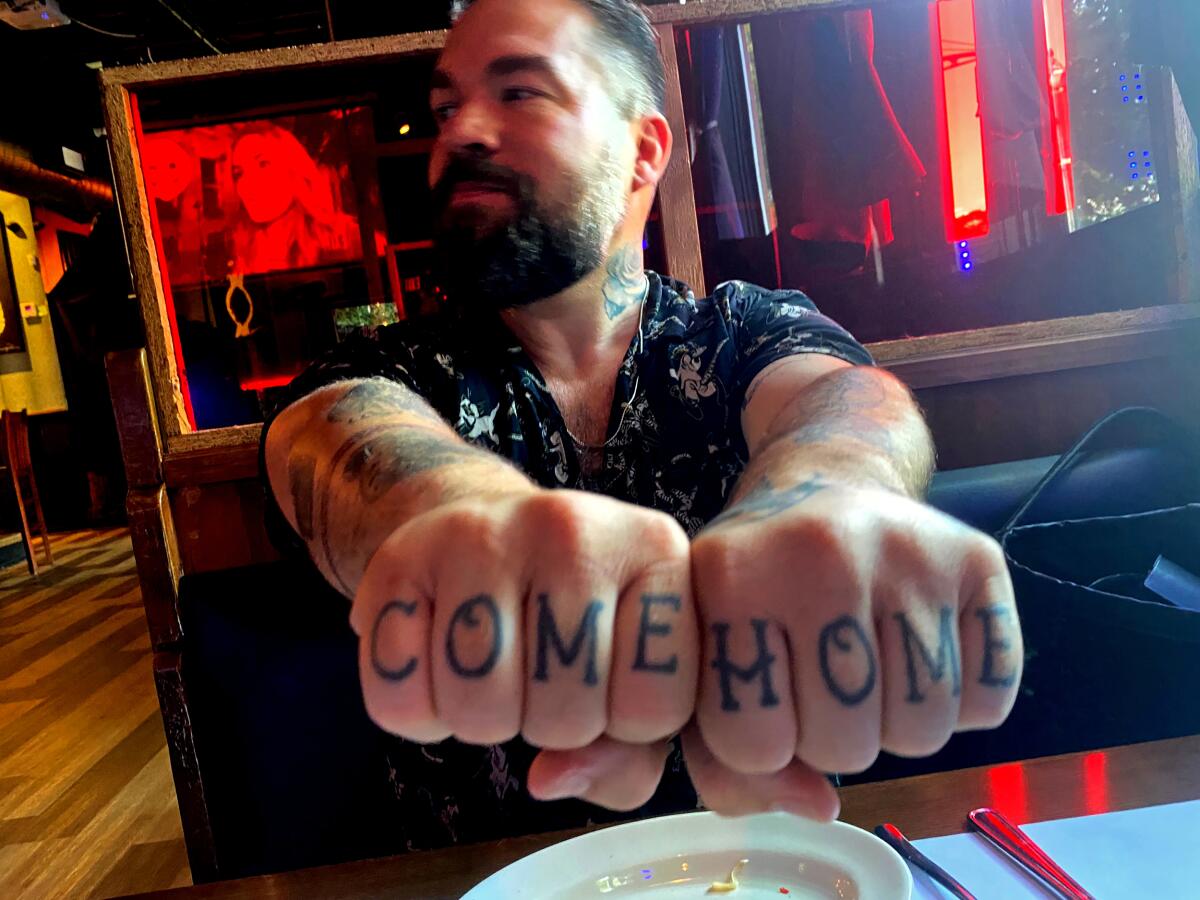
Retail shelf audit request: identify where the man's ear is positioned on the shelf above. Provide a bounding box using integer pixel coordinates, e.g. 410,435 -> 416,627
632,112 -> 673,191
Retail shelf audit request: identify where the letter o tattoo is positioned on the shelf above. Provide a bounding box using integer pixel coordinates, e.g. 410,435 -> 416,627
370,600 -> 419,682
818,615 -> 877,706
445,594 -> 503,678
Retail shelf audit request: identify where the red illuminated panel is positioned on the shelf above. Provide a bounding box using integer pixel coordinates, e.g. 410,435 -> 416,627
141,110 -> 365,287
239,374 -> 300,392
986,762 -> 1030,824
1082,751 -> 1109,816
931,0 -> 990,242
1035,0 -> 1076,216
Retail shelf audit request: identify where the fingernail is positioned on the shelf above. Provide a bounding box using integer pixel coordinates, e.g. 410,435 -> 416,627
538,774 -> 591,801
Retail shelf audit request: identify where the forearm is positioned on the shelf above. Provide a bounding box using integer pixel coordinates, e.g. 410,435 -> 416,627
727,367 -> 933,512
265,377 -> 535,597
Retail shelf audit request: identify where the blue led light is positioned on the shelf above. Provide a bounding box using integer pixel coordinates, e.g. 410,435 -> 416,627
1138,96 -> 1145,102
1135,72 -> 1141,79
1122,86 -> 1129,92
1130,162 -> 1138,168
1145,150 -> 1151,156
1132,173 -> 1139,179
959,241 -> 968,248
1124,97 -> 1131,103
1145,162 -> 1152,167
964,262 -> 973,270
1129,151 -> 1136,158
961,252 -> 970,259
1120,74 -> 1127,81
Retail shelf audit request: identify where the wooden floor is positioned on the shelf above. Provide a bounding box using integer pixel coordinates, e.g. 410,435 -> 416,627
0,529 -> 192,899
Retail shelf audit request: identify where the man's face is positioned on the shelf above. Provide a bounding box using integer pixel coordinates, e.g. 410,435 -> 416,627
428,0 -> 635,310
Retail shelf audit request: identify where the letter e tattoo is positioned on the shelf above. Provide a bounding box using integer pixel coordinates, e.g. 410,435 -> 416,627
633,594 -> 680,675
976,605 -> 1017,687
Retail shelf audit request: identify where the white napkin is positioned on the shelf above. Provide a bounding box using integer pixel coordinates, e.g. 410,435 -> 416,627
909,799 -> 1200,899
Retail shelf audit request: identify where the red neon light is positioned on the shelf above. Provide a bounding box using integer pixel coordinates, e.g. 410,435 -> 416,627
931,0 -> 990,242
1082,751 -> 1109,816
240,374 -> 299,392
986,762 -> 1030,824
1035,0 -> 1076,216
130,93 -> 197,430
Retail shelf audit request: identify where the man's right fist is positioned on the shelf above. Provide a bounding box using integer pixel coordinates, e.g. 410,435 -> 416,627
350,489 -> 698,752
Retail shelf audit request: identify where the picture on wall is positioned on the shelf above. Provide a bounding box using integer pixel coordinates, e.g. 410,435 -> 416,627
0,213 -> 28,354
141,108 -> 368,287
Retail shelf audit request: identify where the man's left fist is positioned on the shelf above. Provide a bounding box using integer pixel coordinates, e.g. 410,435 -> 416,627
689,475 -> 1022,780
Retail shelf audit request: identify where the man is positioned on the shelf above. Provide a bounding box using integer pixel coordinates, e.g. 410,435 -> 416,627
263,0 -> 1022,848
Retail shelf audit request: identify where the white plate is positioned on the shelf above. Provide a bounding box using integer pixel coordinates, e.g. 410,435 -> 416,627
462,810 -> 913,899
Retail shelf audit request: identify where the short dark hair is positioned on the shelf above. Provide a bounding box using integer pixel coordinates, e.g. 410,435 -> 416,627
449,0 -> 666,117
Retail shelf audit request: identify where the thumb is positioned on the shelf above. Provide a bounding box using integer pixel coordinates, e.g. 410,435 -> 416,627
528,736 -> 672,812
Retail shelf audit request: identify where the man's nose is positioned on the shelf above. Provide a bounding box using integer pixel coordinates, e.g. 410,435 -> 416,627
441,99 -> 501,158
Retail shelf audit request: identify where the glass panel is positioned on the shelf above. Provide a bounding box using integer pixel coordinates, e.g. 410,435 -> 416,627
133,56 -> 441,429
675,0 -> 1199,344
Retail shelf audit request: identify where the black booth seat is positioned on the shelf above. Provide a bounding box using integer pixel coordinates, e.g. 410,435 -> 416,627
176,448 -> 1193,878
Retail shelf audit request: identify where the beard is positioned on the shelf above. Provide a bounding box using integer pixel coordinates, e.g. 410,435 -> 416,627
430,148 -> 627,311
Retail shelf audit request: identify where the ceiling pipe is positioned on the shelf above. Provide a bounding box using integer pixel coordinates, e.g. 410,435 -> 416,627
0,142 -> 113,219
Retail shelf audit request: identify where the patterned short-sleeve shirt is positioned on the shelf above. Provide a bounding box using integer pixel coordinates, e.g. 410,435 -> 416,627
262,272 -> 872,849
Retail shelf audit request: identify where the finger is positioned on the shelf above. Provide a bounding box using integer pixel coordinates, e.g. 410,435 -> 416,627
521,583 -> 617,750
527,738 -> 671,811
958,550 -> 1022,731
607,556 -> 698,743
353,541 -> 449,743
694,545 -> 798,773
878,593 -> 962,758
429,526 -> 525,745
683,723 -> 839,821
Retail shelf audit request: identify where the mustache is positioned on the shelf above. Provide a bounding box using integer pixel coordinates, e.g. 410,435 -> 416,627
431,157 -> 529,208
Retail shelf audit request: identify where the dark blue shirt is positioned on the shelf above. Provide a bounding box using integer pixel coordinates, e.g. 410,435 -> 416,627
262,272 -> 871,849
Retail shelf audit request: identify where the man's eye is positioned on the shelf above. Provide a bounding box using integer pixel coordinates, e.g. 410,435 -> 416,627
502,87 -> 543,103
432,103 -> 458,123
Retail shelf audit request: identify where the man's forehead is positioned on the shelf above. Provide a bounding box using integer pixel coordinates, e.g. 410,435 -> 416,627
436,0 -> 599,84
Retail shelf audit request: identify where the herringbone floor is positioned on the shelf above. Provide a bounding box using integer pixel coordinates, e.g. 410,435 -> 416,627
0,529 -> 191,898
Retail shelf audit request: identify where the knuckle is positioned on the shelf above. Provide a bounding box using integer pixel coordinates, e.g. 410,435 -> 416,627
690,535 -> 743,599
521,491 -> 589,554
637,510 -> 690,560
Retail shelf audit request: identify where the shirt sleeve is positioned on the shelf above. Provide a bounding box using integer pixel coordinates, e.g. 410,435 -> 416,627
257,327 -> 433,559
725,281 -> 875,408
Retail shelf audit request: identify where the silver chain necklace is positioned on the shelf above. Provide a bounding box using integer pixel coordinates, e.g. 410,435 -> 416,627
563,279 -> 648,451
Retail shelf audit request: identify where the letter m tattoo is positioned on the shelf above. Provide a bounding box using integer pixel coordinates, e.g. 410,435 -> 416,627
534,594 -> 603,686
894,607 -> 961,703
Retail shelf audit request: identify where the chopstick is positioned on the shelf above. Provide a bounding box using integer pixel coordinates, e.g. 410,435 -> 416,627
873,823 -> 978,900
967,808 -> 1097,900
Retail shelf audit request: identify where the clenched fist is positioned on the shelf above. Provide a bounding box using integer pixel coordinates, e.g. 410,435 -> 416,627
350,488 -> 699,801
689,475 -> 1022,792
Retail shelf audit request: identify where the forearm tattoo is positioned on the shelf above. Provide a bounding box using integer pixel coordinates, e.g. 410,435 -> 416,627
327,379 -> 443,426
707,474 -> 828,528
286,452 -> 318,541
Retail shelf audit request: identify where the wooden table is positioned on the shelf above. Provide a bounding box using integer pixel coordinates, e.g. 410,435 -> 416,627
119,735 -> 1200,899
